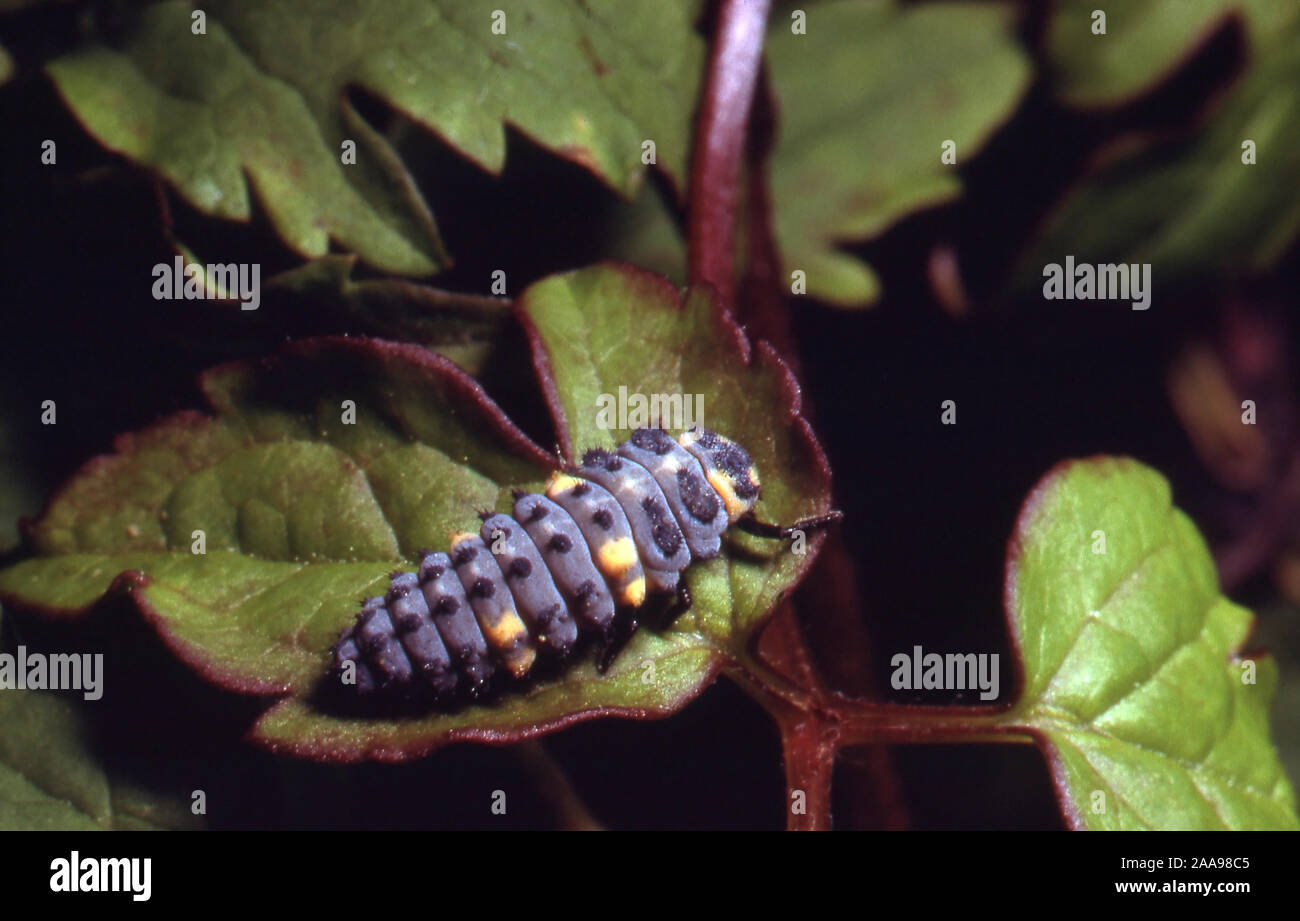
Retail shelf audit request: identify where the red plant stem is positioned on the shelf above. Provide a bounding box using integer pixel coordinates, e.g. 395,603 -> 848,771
736,659 -> 1026,746
688,0 -> 772,309
833,708 -> 1028,747
513,741 -> 604,831
733,661 -> 1026,829
736,66 -> 801,361
782,715 -> 837,831
763,596 -> 911,829
731,665 -> 834,829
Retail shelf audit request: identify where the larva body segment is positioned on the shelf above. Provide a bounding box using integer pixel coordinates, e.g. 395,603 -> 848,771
618,431 -> 728,560
479,512 -> 578,656
384,571 -> 457,696
547,473 -> 648,608
512,493 -> 617,639
449,532 -> 537,680
577,447 -> 692,575
330,427 -> 763,704
418,551 -> 495,693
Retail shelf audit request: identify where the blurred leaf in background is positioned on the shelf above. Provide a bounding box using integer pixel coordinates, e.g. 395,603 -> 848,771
767,0 -> 1030,307
1046,0 -> 1240,107
1020,0 -> 1300,292
0,610 -> 202,830
266,254 -> 513,376
46,0 -> 704,275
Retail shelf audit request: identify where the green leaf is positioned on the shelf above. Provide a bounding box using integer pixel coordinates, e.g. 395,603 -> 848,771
265,255 -> 512,376
0,612 -> 200,830
1045,0 -> 1240,107
254,631 -> 720,760
518,264 -> 833,645
0,339 -> 549,697
165,242 -> 512,374
0,42 -> 12,86
603,185 -> 687,288
47,0 -> 704,276
767,0 -> 1030,307
0,265 -> 834,760
1001,458 -> 1298,829
1020,0 -> 1300,288
1250,598 -> 1300,798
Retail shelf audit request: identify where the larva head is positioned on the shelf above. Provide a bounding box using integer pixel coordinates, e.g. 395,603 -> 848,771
678,428 -> 761,522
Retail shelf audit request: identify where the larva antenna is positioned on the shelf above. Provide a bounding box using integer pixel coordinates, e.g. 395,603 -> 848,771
735,509 -> 844,539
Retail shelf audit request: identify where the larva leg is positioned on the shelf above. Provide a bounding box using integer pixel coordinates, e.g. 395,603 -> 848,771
665,578 -> 692,624
596,579 -> 692,674
596,613 -> 639,674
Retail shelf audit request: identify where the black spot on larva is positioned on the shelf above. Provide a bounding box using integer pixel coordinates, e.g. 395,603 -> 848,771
574,580 -> 597,605
507,557 -> 532,579
536,604 -> 561,628
630,427 -> 675,455
695,428 -> 720,449
469,577 -> 495,599
547,533 -> 573,553
582,448 -> 613,469
571,481 -> 592,497
493,524 -> 512,539
357,629 -> 384,655
710,443 -> 759,499
391,607 -> 421,634
591,508 -> 614,530
642,495 -> 683,557
677,467 -> 721,522
452,544 -> 478,566
527,503 -> 549,522
419,562 -> 445,582
357,600 -> 383,628
433,595 -> 459,617
386,581 -> 412,601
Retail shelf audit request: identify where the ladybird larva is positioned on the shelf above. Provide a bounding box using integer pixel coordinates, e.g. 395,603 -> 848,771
328,426 -> 838,706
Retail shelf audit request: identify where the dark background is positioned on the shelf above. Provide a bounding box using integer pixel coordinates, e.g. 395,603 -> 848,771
1,4 -> 1296,829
